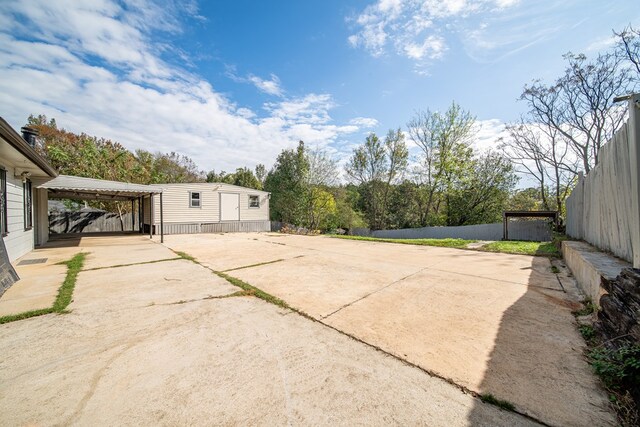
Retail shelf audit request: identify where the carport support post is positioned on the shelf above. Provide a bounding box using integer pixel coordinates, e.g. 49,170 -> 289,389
138,197 -> 142,233
149,194 -> 153,239
502,212 -> 508,241
131,199 -> 135,231
160,192 -> 164,243
139,197 -> 144,233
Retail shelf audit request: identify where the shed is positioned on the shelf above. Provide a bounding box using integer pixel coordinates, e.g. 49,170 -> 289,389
144,183 -> 270,234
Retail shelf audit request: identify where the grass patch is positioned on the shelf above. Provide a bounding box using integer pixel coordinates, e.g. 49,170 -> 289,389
589,345 -> 640,393
573,298 -> 598,317
332,235 -> 476,248
170,249 -> 291,310
214,271 -> 290,309
579,324 -> 597,343
478,240 -> 560,257
551,265 -> 560,274
175,251 -> 198,263
479,393 -> 516,411
587,344 -> 640,426
0,252 -> 86,324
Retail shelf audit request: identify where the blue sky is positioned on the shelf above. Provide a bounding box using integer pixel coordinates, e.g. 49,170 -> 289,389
0,0 -> 637,174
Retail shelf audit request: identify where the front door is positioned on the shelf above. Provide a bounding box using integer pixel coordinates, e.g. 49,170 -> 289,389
220,193 -> 240,221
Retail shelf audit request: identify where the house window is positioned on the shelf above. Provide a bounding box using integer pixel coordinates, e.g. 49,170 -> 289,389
248,195 -> 260,208
189,191 -> 201,208
24,179 -> 32,230
0,168 -> 6,235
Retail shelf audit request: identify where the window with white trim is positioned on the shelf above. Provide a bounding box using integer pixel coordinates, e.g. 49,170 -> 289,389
248,195 -> 260,208
189,191 -> 201,208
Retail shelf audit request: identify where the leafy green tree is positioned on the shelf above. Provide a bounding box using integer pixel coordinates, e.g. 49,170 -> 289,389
229,167 -> 262,189
255,164 -> 267,187
406,102 -> 475,225
306,187 -> 337,230
264,141 -> 310,224
345,130 -> 408,229
445,152 -> 518,225
329,185 -> 367,230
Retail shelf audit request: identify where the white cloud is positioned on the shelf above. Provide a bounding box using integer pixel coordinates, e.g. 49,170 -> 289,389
247,74 -> 283,96
403,35 -> 446,60
472,119 -> 508,153
0,0 -> 372,172
349,117 -> 379,128
348,0 -> 557,69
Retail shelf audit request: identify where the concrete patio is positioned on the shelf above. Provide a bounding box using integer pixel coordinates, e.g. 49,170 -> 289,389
0,232 -> 616,426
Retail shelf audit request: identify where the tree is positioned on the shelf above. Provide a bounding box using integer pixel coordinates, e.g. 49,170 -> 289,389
306,187 -> 337,230
206,169 -> 229,183
445,152 -> 518,226
26,115 -> 206,228
229,167 -> 262,190
521,51 -> 633,173
345,130 -> 408,229
615,25 -> 640,79
264,141 -> 310,224
406,102 -> 475,225
145,151 -> 205,183
330,185 -> 366,230
255,164 -> 267,187
500,120 -> 576,211
509,187 -> 547,211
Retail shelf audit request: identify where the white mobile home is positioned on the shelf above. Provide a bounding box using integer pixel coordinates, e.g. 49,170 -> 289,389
0,118 -> 57,261
143,183 -> 270,234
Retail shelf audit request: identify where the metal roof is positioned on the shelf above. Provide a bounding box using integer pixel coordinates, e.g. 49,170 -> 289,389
38,175 -> 161,201
150,182 -> 270,194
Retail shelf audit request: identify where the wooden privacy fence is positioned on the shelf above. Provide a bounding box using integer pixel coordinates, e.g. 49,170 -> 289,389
49,211 -> 138,234
565,94 -> 640,267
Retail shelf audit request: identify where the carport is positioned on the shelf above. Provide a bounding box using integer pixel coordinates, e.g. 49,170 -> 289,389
36,175 -> 165,243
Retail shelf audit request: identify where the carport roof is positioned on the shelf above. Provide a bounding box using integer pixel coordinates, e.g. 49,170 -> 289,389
38,174 -> 162,201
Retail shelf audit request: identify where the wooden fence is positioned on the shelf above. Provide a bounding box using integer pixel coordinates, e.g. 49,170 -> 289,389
565,95 -> 640,267
49,211 -> 138,234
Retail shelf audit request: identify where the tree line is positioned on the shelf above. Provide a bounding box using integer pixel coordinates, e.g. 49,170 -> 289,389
502,25 -> 639,213
27,25 -> 640,232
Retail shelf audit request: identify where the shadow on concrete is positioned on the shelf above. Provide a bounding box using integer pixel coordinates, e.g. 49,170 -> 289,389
45,232 -> 143,248
466,256 -> 615,426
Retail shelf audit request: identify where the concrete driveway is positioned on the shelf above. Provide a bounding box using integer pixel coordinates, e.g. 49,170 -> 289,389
161,232 -> 616,427
0,234 -> 540,426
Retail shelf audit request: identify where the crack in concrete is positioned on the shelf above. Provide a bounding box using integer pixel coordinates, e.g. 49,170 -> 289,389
321,266 -> 432,320
82,257 -> 182,271
151,291 -> 253,307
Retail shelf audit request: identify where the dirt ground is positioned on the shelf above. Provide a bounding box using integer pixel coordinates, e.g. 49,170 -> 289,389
0,233 -> 615,426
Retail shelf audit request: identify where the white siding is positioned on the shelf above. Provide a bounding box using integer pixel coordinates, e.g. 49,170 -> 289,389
1,168 -> 33,261
239,192 -> 270,221
150,183 -> 269,225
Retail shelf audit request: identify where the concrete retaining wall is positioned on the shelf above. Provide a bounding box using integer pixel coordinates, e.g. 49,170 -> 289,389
353,220 -> 552,241
562,240 -> 631,301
